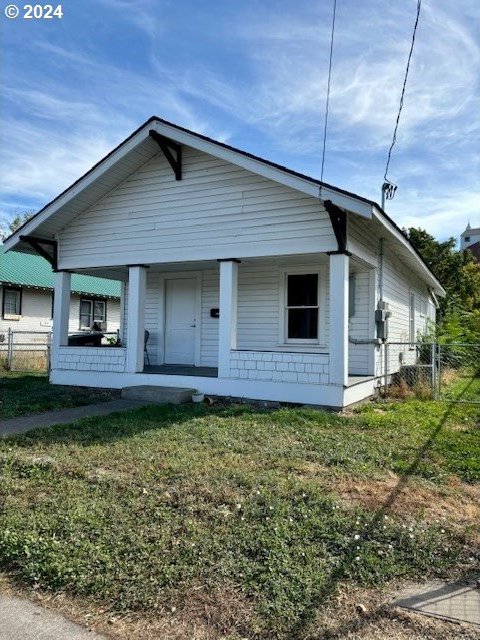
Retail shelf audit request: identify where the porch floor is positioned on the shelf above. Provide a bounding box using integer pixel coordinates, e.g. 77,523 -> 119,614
143,364 -> 218,378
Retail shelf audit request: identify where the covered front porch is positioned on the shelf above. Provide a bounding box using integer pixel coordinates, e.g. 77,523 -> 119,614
50,252 -> 377,408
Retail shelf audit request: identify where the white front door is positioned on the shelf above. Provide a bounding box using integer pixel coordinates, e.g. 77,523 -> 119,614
164,278 -> 197,364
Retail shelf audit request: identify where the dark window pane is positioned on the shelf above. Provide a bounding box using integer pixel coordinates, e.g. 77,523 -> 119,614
4,290 -> 20,315
287,274 -> 318,306
80,300 -> 92,328
288,308 -> 318,339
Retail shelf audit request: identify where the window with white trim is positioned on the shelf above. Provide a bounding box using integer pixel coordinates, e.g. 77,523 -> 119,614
419,296 -> 427,317
285,273 -> 319,342
79,298 -> 106,330
409,292 -> 416,343
2,287 -> 22,318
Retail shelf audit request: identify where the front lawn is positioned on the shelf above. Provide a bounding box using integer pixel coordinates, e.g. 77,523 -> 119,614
0,373 -> 119,420
0,390 -> 479,638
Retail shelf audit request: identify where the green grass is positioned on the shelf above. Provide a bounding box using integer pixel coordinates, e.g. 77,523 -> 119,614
0,373 -> 119,420
0,382 -> 479,638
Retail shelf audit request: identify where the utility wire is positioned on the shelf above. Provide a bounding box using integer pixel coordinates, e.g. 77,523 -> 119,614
383,0 -> 422,183
320,0 -> 337,192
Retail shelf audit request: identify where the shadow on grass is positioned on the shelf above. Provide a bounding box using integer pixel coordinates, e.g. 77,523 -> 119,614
288,378 -> 477,640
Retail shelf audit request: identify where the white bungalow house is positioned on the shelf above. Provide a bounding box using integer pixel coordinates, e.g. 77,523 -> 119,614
3,117 -> 444,408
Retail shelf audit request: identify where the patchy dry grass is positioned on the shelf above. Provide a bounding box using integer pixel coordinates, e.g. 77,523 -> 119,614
0,384 -> 479,639
0,372 -> 118,420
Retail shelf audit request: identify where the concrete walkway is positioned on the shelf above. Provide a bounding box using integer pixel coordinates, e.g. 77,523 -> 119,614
0,399 -> 147,438
0,594 -> 108,639
393,579 -> 480,627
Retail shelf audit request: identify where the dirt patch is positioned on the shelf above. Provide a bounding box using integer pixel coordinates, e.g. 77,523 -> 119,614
333,473 -> 480,530
0,575 -> 258,640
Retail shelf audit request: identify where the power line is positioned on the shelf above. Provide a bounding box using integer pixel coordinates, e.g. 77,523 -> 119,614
383,0 -> 422,184
320,0 -> 337,191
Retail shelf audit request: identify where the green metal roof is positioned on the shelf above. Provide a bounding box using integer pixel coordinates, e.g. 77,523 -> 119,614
0,246 -> 121,298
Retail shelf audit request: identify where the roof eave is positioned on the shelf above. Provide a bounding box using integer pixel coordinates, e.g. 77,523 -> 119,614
371,205 -> 446,296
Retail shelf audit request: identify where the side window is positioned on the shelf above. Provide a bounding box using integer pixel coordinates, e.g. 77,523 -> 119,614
285,273 -> 319,341
409,292 -> 415,343
79,299 -> 107,330
348,274 -> 356,318
2,287 -> 22,318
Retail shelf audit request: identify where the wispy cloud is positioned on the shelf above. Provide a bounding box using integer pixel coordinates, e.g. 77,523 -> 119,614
1,0 -> 478,240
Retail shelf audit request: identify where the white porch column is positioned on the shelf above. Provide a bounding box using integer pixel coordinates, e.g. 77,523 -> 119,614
51,270 -> 71,368
329,253 -> 349,386
218,259 -> 238,378
126,265 -> 147,373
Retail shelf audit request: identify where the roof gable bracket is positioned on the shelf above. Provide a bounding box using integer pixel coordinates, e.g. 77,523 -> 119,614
19,235 -> 58,271
149,130 -> 182,180
324,200 -> 351,255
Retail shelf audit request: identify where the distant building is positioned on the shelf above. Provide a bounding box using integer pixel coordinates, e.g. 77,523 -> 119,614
461,222 -> 480,262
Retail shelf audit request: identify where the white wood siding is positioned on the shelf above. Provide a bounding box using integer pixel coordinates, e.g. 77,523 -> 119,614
138,262 -> 332,368
348,219 -> 436,377
58,147 -> 336,269
348,270 -> 372,375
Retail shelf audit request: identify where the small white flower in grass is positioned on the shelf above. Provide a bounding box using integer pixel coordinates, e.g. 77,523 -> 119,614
354,534 -> 360,540
441,529 -> 445,534
236,504 -> 242,510
269,506 -> 274,510
355,556 -> 361,561
408,526 -> 413,532
241,516 -> 245,522
356,546 -> 360,550
384,515 -> 389,520
289,517 -> 293,523
409,534 -> 414,539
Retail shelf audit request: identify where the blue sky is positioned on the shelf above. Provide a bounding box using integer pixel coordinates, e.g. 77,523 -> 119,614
1,0 -> 479,241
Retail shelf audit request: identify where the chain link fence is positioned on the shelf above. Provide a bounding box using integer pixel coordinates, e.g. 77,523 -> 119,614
0,330 -> 52,372
0,330 -> 121,373
383,341 -> 480,404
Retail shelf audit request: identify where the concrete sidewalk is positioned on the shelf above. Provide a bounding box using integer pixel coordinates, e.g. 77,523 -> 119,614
393,579 -> 480,627
0,399 -> 147,438
0,595 -> 108,639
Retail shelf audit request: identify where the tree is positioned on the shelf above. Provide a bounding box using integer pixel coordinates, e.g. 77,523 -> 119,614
0,210 -> 35,242
404,227 -> 480,340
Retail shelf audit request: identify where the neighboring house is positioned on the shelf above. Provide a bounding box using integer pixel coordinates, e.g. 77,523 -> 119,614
0,245 -> 121,339
3,117 -> 444,408
461,222 -> 480,262
460,221 -> 480,251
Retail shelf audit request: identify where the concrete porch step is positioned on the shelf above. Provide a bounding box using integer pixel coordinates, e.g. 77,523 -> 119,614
121,385 -> 196,405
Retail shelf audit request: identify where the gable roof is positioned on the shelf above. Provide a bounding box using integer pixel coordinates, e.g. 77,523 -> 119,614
0,246 -> 121,298
2,115 -> 445,295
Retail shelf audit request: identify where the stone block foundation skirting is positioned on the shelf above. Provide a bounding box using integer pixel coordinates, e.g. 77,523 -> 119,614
229,350 -> 329,384
56,346 -> 126,372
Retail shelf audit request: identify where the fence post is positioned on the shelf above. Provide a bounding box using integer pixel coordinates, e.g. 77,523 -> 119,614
384,342 -> 389,396
437,344 -> 442,399
7,328 -> 13,371
47,331 -> 52,374
431,342 -> 436,399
